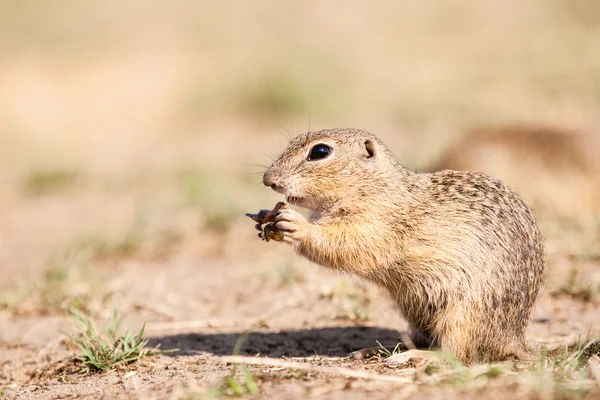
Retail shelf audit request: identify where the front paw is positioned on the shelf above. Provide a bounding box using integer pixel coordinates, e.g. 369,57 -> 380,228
274,208 -> 310,244
245,202 -> 288,242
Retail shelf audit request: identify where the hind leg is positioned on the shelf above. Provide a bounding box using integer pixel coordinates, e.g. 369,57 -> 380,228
434,304 -> 529,364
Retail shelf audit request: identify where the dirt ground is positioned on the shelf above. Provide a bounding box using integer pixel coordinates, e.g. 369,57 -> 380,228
1,1 -> 600,399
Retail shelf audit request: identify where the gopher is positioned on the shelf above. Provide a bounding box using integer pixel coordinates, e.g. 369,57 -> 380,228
250,128 -> 545,364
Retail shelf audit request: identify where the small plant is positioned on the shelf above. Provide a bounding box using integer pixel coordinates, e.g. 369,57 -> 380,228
22,169 -> 79,196
524,336 -> 600,398
69,307 -> 170,374
220,367 -> 260,397
376,340 -> 402,357
211,321 -> 264,397
547,335 -> 600,375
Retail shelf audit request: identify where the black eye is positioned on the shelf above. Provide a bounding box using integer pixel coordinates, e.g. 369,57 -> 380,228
308,144 -> 331,161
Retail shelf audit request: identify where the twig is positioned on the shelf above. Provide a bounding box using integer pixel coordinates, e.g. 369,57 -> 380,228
220,355 -> 413,383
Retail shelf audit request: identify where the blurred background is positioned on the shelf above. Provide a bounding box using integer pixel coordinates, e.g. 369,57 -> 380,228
1,0 -> 600,345
1,1 -> 600,397
1,0 -> 600,301
1,0 -> 599,292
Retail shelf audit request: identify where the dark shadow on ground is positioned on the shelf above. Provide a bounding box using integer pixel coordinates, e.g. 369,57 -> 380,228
148,326 -> 402,357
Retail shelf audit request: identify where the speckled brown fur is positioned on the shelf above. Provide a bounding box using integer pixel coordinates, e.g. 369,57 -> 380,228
261,128 -> 546,364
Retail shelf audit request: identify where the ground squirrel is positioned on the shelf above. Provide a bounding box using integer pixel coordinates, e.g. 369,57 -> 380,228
428,125 -> 600,218
252,128 -> 545,364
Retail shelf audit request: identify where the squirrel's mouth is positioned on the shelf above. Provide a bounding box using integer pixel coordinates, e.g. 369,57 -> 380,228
286,196 -> 301,204
286,195 -> 319,211
286,196 -> 305,207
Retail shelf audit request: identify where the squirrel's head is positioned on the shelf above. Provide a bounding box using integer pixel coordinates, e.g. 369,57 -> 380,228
263,128 -> 403,212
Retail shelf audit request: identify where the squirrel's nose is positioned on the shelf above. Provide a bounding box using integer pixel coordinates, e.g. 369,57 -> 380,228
263,168 -> 282,192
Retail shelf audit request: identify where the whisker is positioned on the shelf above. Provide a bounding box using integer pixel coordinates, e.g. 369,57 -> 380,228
269,138 -> 280,160
276,123 -> 293,141
243,163 -> 270,169
257,150 -> 274,163
287,117 -> 295,137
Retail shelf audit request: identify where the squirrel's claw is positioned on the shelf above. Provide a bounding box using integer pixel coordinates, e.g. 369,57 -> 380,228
246,203 -> 290,242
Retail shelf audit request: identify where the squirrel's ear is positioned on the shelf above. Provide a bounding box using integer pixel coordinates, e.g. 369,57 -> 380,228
363,139 -> 376,159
